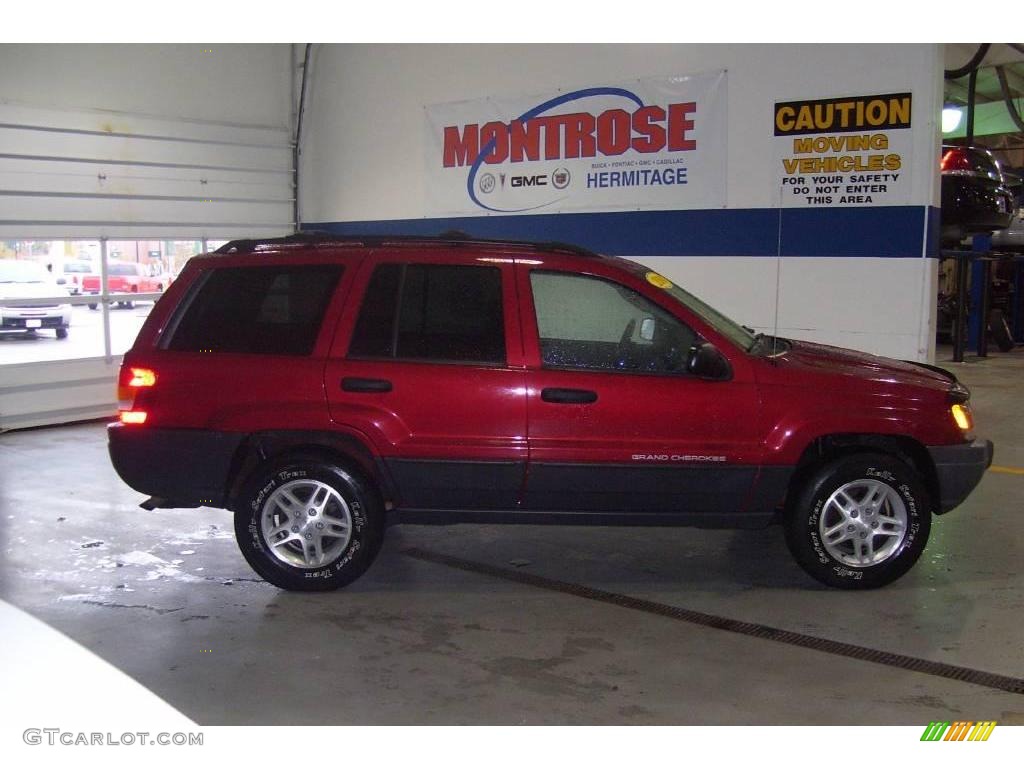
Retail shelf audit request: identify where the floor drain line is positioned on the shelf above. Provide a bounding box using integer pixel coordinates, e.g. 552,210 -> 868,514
403,547 -> 1024,697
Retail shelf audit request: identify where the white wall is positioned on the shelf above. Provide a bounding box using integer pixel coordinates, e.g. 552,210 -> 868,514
301,43 -> 944,362
0,44 -> 290,127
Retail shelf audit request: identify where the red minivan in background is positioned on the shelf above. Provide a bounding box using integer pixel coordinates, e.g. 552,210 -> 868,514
108,234 -> 993,591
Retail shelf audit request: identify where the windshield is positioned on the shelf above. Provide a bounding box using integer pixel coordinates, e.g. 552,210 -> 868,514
0,260 -> 50,284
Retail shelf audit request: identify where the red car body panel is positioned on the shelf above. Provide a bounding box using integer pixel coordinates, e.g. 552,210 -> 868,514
514,254 -> 764,467
324,249 -> 527,462
82,267 -> 166,294
111,237 -> 987,526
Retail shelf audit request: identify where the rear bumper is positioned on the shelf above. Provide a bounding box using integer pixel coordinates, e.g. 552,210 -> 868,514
108,423 -> 244,508
928,439 -> 994,513
941,176 -> 1014,236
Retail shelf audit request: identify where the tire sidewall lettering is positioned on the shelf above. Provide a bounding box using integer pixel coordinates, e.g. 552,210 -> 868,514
240,463 -> 377,587
787,454 -> 932,588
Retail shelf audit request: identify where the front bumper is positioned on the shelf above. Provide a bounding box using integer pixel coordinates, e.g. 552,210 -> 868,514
0,308 -> 71,331
928,439 -> 994,513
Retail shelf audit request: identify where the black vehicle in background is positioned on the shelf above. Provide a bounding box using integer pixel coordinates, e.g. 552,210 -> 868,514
940,146 -> 1016,246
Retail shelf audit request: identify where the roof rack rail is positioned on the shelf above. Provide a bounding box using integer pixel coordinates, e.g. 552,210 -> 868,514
214,230 -> 343,254
536,240 -> 600,258
436,229 -> 471,240
212,231 -> 602,259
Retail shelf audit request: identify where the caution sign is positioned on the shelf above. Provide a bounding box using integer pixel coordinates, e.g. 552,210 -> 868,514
774,92 -> 913,208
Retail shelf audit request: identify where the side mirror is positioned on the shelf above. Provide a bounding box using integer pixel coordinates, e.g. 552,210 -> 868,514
687,343 -> 731,381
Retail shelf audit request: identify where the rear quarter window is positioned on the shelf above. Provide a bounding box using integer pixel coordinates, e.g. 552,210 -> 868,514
165,264 -> 343,355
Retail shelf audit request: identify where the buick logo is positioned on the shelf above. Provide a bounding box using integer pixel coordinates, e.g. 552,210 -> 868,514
552,168 -> 571,190
479,172 -> 496,194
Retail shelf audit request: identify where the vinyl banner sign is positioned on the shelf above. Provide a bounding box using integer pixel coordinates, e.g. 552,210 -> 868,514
425,71 -> 727,216
773,92 -> 914,208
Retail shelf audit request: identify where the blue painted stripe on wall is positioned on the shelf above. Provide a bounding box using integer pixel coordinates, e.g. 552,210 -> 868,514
306,206 -> 940,259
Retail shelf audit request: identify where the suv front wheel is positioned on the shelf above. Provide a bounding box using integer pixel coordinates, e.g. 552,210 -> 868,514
234,456 -> 384,591
784,453 -> 931,589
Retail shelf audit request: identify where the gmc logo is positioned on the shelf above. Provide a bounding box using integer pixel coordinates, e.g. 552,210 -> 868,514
510,174 -> 547,187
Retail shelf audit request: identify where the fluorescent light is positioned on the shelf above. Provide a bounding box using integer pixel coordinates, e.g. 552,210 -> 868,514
942,107 -> 963,133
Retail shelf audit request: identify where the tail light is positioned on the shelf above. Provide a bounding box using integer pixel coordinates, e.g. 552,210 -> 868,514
117,366 -> 156,424
941,148 -> 972,173
119,410 -> 148,425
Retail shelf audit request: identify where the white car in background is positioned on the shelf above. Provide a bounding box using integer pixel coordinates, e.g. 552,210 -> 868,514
58,259 -> 96,295
0,260 -> 72,339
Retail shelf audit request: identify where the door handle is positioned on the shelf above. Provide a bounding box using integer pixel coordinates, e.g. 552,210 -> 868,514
341,377 -> 392,393
541,387 -> 597,404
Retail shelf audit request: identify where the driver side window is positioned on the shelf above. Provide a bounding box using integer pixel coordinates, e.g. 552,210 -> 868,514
529,270 -> 697,374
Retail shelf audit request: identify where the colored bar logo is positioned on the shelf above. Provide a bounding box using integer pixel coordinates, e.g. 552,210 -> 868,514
920,721 -> 996,741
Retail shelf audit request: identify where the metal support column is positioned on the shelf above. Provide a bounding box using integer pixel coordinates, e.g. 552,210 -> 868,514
968,258 -> 983,353
952,253 -> 970,363
967,234 -> 993,357
969,258 -> 992,357
1013,258 -> 1024,342
99,238 -> 112,362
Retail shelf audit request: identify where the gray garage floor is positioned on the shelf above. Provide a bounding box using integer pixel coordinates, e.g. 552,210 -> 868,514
1,350 -> 1022,725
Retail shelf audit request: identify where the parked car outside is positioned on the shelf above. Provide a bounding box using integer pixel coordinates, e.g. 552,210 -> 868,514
0,259 -> 71,339
82,261 -> 168,309
940,145 -> 1016,246
108,234 -> 992,592
58,259 -> 96,295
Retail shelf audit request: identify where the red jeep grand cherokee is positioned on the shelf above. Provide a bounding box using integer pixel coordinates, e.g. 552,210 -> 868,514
109,234 -> 993,591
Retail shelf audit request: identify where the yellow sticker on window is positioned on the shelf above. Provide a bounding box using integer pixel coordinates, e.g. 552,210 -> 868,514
645,272 -> 673,290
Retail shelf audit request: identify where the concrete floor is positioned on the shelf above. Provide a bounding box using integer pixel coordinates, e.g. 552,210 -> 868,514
1,349 -> 1023,725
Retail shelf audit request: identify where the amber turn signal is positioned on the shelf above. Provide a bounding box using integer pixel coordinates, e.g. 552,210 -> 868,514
951,403 -> 972,431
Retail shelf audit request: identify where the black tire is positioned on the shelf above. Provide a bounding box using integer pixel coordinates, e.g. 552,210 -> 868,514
234,455 -> 384,591
87,303 -> 97,310
55,327 -> 68,339
990,309 -> 1014,352
784,453 -> 931,589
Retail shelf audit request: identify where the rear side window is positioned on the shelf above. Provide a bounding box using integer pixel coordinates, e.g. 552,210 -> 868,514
348,263 -> 505,364
166,264 -> 342,355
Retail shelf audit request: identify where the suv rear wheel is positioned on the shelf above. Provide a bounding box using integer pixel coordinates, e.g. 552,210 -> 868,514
784,453 -> 931,589
234,455 -> 384,591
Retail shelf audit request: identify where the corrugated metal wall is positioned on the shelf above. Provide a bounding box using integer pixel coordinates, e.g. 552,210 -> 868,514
0,101 -> 293,240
